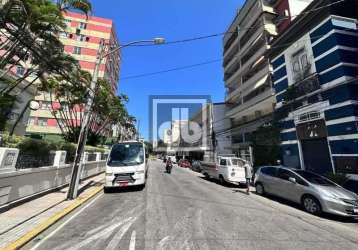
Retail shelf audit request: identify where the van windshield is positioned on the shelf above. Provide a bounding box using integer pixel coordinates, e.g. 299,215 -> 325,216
231,159 -> 244,166
108,143 -> 144,166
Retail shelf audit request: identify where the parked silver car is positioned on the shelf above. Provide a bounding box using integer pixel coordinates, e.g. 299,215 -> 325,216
254,166 -> 358,217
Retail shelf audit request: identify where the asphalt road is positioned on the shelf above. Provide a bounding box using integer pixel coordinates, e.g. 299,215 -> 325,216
27,160 -> 358,250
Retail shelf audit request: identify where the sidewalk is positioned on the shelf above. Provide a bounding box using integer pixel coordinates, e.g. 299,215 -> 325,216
0,174 -> 104,250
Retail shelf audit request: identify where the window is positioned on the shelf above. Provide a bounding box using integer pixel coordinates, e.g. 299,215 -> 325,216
60,32 -> 67,38
16,66 -> 25,76
38,118 -> 48,127
79,22 -> 87,29
220,159 -> 227,166
290,47 -> 311,81
73,46 -> 81,55
77,34 -> 86,42
279,169 -> 308,186
278,169 -> 296,181
293,170 -> 336,186
27,118 -> 35,126
260,167 -> 276,177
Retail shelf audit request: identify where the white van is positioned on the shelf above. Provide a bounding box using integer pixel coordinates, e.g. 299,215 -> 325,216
104,141 -> 148,192
201,156 -> 249,185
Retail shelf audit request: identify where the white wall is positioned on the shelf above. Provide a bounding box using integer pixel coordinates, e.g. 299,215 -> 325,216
0,161 -> 105,207
213,104 -> 232,154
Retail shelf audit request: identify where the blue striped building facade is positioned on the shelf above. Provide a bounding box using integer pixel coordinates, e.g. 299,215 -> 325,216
271,15 -> 358,175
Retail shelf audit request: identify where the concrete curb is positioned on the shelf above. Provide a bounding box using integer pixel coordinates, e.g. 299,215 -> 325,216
1,186 -> 103,250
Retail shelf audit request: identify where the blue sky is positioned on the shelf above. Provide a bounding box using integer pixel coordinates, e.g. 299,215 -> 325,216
91,0 -> 244,139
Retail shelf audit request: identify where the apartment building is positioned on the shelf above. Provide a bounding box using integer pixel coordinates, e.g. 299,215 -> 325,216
26,11 -> 120,136
223,0 -> 277,159
188,103 -> 232,161
270,0 -> 358,175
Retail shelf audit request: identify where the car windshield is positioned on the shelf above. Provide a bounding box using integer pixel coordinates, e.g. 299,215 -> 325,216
108,143 -> 144,166
231,159 -> 245,166
293,170 -> 336,186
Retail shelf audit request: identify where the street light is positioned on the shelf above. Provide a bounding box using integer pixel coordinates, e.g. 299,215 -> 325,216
67,38 -> 165,200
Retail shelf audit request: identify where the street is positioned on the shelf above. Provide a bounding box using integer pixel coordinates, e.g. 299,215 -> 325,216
27,160 -> 358,250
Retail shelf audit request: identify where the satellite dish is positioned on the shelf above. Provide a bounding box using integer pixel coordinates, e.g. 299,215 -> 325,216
29,100 -> 40,111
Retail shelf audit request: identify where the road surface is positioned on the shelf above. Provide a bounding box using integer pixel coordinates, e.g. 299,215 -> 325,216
27,160 -> 358,250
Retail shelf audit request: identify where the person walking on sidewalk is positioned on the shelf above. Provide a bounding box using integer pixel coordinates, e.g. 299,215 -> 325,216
244,161 -> 253,194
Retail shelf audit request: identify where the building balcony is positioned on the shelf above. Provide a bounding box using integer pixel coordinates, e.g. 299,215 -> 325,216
225,44 -> 268,86
226,86 -> 274,118
283,74 -> 321,103
224,62 -> 240,82
223,31 -> 238,52
223,50 -> 238,69
223,36 -> 238,60
230,107 -> 273,131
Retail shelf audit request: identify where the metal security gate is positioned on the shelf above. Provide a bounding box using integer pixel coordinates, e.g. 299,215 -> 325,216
301,138 -> 332,175
296,119 -> 333,175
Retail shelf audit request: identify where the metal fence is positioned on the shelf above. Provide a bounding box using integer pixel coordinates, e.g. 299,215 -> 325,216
16,152 -> 56,169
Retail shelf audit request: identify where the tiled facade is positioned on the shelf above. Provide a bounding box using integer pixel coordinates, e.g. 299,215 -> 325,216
270,6 -> 358,176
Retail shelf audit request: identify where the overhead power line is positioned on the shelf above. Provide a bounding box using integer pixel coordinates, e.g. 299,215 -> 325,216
120,59 -> 222,80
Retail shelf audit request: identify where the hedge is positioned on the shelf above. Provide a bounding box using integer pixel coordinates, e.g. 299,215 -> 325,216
1,134 -> 108,167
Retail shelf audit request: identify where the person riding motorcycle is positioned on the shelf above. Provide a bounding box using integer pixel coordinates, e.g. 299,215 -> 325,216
166,158 -> 173,173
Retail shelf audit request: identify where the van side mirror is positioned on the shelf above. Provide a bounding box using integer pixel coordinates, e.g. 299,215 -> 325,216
288,177 -> 296,184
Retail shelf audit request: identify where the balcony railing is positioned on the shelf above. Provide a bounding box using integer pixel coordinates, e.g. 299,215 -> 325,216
224,31 -> 238,52
284,74 -> 320,102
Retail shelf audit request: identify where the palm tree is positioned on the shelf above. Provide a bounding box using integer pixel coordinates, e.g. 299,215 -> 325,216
56,0 -> 92,15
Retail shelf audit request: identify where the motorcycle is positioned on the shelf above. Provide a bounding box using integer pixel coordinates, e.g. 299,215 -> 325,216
166,162 -> 172,174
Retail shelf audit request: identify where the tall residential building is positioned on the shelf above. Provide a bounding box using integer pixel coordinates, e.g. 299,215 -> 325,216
223,0 -> 277,159
26,11 -> 120,136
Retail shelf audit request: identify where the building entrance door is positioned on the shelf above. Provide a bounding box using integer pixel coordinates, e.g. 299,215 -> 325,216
301,138 -> 332,175
296,119 -> 333,175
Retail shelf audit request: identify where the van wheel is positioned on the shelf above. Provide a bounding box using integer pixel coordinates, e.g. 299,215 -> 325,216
302,195 -> 322,215
255,183 -> 265,195
219,175 -> 226,186
203,173 -> 210,180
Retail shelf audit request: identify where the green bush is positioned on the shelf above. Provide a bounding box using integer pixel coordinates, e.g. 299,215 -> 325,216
17,138 -> 57,157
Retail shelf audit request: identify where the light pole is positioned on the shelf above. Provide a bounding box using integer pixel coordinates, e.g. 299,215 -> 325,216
67,38 -> 165,199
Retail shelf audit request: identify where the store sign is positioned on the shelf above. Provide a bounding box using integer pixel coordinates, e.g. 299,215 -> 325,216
296,119 -> 327,140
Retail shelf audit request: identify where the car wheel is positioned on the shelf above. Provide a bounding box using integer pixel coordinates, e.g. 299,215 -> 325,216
255,183 -> 265,195
203,173 -> 210,179
302,195 -> 322,215
103,187 -> 109,193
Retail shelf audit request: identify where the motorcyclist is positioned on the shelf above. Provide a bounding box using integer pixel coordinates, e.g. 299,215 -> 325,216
166,157 -> 172,173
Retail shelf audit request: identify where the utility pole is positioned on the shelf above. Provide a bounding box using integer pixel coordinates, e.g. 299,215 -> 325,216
67,39 -> 106,200
66,38 -> 165,200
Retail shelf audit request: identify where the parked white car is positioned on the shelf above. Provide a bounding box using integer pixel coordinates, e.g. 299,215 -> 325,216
201,156 -> 249,185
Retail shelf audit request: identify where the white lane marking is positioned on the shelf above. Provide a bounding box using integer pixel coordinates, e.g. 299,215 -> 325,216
105,218 -> 136,250
84,205 -> 137,237
128,230 -> 136,250
30,192 -> 103,250
68,216 -> 134,250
